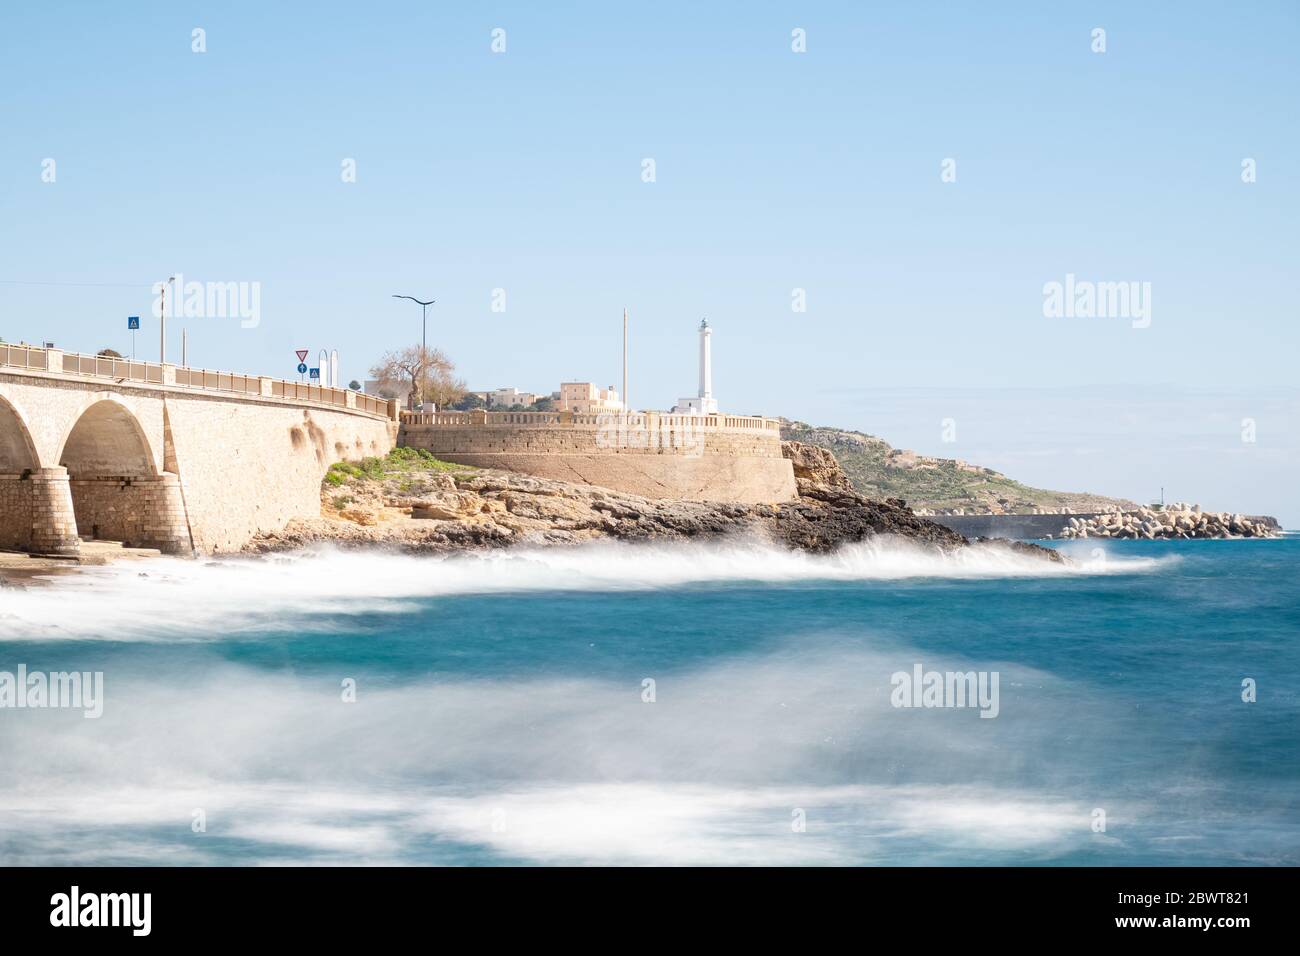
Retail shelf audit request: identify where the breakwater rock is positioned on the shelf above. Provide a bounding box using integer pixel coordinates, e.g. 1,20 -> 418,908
247,442 -> 1062,563
1057,504 -> 1280,540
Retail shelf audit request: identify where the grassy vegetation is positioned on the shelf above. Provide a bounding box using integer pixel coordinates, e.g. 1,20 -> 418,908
782,421 -> 1133,513
323,446 -> 473,487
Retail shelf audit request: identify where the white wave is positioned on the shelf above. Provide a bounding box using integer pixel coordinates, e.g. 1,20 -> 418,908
0,645 -> 1132,864
0,536 -> 1171,643
415,782 -> 1104,865
0,781 -> 1096,865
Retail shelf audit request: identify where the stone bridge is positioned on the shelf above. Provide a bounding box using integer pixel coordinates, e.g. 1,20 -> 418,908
1,344 -> 396,556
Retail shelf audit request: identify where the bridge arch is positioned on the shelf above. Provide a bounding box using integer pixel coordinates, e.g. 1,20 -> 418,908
0,393 -> 39,472
56,397 -> 187,551
58,397 -> 157,479
0,394 -> 55,552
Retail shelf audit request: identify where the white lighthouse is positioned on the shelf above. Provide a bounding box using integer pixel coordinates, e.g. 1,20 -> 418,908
672,319 -> 719,416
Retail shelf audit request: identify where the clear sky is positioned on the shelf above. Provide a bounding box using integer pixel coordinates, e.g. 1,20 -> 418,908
2,2 -> 1296,522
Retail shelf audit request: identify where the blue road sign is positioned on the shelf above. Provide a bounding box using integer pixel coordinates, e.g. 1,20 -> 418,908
309,367 -> 320,380
297,363 -> 308,374
127,316 -> 140,330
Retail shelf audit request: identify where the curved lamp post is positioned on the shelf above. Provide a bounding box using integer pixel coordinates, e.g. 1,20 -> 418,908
391,295 -> 435,354
392,294 -> 436,407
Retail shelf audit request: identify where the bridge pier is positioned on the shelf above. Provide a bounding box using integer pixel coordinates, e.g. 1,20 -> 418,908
0,473 -> 36,552
23,467 -> 81,556
68,473 -> 192,555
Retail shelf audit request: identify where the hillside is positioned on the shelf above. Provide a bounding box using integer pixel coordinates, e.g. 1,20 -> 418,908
780,421 -> 1136,515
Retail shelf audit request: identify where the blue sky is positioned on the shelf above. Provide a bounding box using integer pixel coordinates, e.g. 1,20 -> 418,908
1,2 -> 1296,521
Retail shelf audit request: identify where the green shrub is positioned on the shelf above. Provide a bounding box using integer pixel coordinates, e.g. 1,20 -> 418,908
322,448 -> 474,489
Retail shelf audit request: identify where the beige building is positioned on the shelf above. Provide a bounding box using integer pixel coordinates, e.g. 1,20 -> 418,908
486,387 -> 538,408
559,382 -> 623,413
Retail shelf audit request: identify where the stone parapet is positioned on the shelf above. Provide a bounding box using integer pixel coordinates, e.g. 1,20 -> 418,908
399,417 -> 797,504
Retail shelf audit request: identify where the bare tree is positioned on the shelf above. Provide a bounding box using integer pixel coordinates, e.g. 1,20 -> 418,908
424,363 -> 467,410
368,345 -> 464,410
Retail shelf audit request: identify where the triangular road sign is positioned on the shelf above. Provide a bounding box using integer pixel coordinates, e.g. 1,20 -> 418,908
295,349 -> 309,362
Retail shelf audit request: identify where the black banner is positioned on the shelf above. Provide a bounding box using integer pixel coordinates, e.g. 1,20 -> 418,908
0,866 -> 1281,942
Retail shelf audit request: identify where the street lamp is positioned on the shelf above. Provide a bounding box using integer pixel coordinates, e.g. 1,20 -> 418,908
391,294 -> 435,354
392,294 -> 436,408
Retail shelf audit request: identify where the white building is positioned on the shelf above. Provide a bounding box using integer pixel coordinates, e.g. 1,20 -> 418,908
671,319 -> 718,416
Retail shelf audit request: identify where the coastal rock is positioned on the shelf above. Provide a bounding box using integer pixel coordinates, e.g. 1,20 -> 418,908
1056,505 -> 1280,541
337,506 -> 381,526
247,441 -> 1062,564
782,442 -> 855,493
410,491 -> 483,520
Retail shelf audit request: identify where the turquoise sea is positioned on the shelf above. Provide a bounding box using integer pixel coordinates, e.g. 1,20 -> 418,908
1,534 -> 1296,865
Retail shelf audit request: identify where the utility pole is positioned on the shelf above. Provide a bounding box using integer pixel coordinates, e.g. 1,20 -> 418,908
622,307 -> 628,416
160,275 -> 176,363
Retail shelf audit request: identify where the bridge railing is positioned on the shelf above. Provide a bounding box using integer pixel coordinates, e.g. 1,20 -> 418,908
274,380 -> 340,406
399,409 -> 782,431
267,379 -> 387,415
355,392 -> 389,416
0,343 -> 50,371
62,351 -> 165,383
2,346 -> 393,419
173,366 -> 261,395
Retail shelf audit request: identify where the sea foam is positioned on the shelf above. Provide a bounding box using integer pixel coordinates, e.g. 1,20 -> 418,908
0,536 -> 1172,643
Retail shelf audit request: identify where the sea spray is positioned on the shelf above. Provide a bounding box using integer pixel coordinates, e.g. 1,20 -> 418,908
0,537 -> 1171,644
0,645 -> 1097,865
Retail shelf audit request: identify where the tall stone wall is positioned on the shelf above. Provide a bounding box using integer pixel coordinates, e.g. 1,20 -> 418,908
400,421 -> 797,504
161,394 -> 396,553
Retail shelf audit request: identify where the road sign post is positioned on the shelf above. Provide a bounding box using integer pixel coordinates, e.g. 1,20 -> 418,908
128,316 -> 140,359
